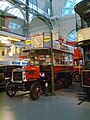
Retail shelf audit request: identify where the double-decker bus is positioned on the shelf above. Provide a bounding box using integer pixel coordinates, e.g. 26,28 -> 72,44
21,39 -> 74,88
5,34 -> 74,100
74,0 -> 90,94
66,41 -> 83,82
72,47 -> 83,82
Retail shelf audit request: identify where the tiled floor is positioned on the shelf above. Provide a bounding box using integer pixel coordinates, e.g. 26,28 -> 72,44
0,82 -> 90,120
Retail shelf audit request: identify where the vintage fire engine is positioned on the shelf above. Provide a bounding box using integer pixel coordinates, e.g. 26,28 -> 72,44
6,34 -> 74,100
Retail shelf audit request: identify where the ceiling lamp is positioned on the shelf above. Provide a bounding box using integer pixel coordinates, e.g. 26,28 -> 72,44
8,51 -> 13,56
1,40 -> 10,44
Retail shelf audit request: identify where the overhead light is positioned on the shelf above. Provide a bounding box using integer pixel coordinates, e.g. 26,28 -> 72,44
0,35 -> 21,43
1,40 -> 10,44
12,38 -> 21,42
7,36 -> 21,41
20,4 -> 25,8
8,51 -> 13,56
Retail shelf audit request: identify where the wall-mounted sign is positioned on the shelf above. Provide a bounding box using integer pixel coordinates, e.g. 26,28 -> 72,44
44,32 -> 51,48
25,40 -> 31,45
53,41 -> 60,50
44,36 -> 51,42
52,31 -> 59,41
30,33 -> 43,48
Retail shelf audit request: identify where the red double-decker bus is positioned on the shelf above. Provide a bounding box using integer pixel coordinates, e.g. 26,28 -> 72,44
66,41 -> 83,82
22,40 -> 74,88
5,38 -> 74,100
72,47 -> 83,82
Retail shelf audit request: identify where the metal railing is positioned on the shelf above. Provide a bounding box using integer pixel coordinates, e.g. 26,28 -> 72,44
76,19 -> 90,31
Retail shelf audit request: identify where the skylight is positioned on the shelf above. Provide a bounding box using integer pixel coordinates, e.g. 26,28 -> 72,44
0,1 -> 24,19
62,0 -> 82,16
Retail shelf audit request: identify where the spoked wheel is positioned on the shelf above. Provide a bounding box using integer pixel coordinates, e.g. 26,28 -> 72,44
72,72 -> 80,82
30,82 -> 42,100
6,82 -> 16,97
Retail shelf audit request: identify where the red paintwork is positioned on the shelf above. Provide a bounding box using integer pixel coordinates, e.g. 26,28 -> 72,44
54,66 -> 73,73
24,66 -> 40,80
19,55 -> 26,59
23,65 -> 73,82
66,41 -> 77,46
73,66 -> 82,75
73,48 -> 83,74
73,66 -> 80,72
74,48 -> 82,60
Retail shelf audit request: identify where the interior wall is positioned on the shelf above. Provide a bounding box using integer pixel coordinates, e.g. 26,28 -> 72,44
52,0 -> 76,40
60,15 -> 76,39
52,0 -> 66,18
29,18 -> 50,34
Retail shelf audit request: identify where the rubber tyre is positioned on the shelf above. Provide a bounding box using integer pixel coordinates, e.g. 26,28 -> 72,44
6,82 -> 16,97
72,72 -> 80,82
30,82 -> 42,100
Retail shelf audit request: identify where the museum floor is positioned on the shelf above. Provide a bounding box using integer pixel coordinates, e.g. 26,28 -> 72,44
0,82 -> 90,120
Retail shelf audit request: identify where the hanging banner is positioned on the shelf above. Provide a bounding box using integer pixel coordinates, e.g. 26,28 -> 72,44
25,40 -> 31,45
53,41 -> 60,50
52,31 -> 59,41
30,33 -> 43,48
44,32 -> 51,48
44,36 -> 51,42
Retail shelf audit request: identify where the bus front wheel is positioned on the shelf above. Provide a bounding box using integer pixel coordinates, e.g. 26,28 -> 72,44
30,82 -> 42,100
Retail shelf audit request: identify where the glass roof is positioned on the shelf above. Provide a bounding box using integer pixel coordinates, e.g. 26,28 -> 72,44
0,1 -> 33,21
0,0 -> 50,37
0,0 -> 49,22
62,0 -> 83,16
0,1 -> 24,19
67,29 -> 76,41
18,0 -> 26,4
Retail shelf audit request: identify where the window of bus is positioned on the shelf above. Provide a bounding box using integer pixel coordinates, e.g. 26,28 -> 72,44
65,53 -> 70,65
53,52 -> 70,65
59,53 -> 73,65
85,48 -> 90,67
59,53 -> 65,65
54,53 -> 60,65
